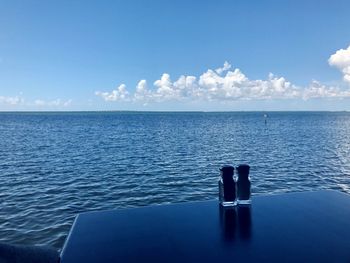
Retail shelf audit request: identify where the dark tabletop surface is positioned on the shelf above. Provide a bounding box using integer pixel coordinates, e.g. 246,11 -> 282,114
60,190 -> 350,262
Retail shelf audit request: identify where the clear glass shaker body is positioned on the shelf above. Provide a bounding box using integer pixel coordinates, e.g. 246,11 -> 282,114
236,164 -> 251,205
218,165 -> 237,207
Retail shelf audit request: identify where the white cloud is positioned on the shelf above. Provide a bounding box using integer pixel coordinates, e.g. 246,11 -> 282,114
329,45 -> 350,84
303,81 -> 350,100
96,52 -> 350,104
34,99 -> 72,107
0,94 -> 72,109
215,61 -> 231,74
0,95 -> 24,105
95,84 -> 130,101
134,80 -> 152,102
153,74 -> 178,100
63,99 -> 72,107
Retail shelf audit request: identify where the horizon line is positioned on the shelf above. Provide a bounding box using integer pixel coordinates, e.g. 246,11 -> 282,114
0,110 -> 349,113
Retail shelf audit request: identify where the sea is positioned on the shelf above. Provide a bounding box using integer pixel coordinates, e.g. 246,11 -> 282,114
1,111 -> 350,250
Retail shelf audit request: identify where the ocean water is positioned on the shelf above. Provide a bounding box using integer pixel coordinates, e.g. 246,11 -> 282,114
0,111 -> 350,249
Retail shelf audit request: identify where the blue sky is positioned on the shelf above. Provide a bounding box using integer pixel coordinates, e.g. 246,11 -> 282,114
1,0 -> 350,111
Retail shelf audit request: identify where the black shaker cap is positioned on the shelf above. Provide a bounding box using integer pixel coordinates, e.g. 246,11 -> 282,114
236,164 -> 250,175
220,165 -> 234,175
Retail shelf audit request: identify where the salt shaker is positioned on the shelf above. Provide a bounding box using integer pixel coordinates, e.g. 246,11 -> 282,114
236,164 -> 251,205
218,165 -> 236,207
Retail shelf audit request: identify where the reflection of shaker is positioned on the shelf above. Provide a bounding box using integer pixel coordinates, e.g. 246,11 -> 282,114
236,164 -> 251,205
219,205 -> 236,242
218,165 -> 236,207
237,206 -> 252,240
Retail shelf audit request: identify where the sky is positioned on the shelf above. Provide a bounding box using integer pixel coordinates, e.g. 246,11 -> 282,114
1,0 -> 350,111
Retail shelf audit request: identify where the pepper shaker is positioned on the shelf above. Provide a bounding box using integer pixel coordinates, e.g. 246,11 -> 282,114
218,165 -> 236,207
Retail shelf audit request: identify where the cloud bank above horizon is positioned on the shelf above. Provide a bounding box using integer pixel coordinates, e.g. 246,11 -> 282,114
2,45 -> 350,110
0,96 -> 72,108
96,45 -> 350,104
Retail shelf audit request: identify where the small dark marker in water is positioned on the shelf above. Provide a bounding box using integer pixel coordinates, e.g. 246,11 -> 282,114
264,113 -> 268,125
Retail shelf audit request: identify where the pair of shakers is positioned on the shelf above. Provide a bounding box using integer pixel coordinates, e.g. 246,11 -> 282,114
219,164 -> 251,207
